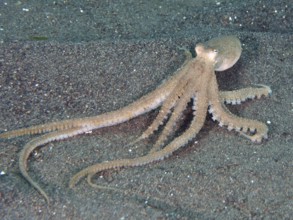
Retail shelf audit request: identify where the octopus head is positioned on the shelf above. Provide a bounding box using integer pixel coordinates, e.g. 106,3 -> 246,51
196,36 -> 242,72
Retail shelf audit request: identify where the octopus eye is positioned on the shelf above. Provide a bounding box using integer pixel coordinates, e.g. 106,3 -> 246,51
213,49 -> 218,53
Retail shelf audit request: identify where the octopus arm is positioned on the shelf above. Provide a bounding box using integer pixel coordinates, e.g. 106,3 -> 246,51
0,63 -> 189,139
151,72 -> 201,152
18,127 -> 91,204
6,64 -> 192,203
69,91 -> 209,188
129,60 -> 193,143
220,84 -> 271,105
208,76 -> 268,143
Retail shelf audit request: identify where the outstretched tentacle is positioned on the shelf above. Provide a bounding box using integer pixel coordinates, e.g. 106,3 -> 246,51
69,92 -> 208,188
0,89 -> 165,139
209,103 -> 268,142
150,76 -> 198,153
19,126 -> 91,203
209,76 -> 269,142
129,58 -> 193,145
220,84 -> 271,105
132,75 -> 186,144
0,119 -> 89,139
86,173 -> 124,192
0,63 -> 189,139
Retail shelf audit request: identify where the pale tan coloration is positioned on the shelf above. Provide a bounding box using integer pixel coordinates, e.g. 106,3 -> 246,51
0,36 -> 271,203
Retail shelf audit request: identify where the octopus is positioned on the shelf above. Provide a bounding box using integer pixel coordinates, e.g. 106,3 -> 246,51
0,36 -> 271,203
